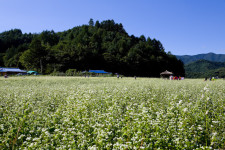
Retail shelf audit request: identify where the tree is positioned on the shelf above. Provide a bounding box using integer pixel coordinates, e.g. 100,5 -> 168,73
40,30 -> 59,46
19,49 -> 35,69
0,53 -> 5,66
95,20 -> 100,28
20,38 -> 47,73
89,18 -> 94,27
140,35 -> 146,42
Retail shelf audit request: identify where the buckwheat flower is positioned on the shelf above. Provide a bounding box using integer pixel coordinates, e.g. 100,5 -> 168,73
175,138 -> 179,142
42,128 -> 47,132
0,124 -> 4,130
26,137 -> 31,141
212,132 -> 217,136
198,126 -> 203,130
55,129 -> 60,132
18,134 -> 25,140
33,138 -> 39,142
29,143 -> 34,147
204,85 -> 210,92
201,94 -> 204,99
137,131 -> 142,134
131,136 -> 137,141
183,108 -> 188,112
179,100 -> 182,104
106,143 -> 112,148
212,121 -> 219,123
114,142 -> 120,147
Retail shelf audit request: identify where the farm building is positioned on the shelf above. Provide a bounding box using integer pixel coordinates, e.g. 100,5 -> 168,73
82,70 -> 111,76
89,70 -> 109,74
0,67 -> 26,76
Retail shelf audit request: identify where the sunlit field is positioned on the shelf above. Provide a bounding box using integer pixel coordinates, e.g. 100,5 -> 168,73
0,76 -> 224,149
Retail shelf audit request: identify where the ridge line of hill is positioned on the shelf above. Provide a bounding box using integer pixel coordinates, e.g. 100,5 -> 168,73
176,52 -> 225,64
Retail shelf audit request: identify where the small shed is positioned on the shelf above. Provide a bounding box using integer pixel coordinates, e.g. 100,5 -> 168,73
160,70 -> 173,78
27,71 -> 38,75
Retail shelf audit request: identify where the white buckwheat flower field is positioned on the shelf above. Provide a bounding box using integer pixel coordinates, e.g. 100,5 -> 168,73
0,76 -> 224,149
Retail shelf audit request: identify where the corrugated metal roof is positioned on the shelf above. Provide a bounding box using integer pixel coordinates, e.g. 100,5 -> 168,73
89,70 -> 109,74
0,67 -> 26,73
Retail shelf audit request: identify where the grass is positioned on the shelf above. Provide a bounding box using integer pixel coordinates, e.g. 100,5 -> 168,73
0,76 -> 224,149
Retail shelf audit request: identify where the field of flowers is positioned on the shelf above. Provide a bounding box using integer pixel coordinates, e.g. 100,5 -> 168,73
0,76 -> 224,149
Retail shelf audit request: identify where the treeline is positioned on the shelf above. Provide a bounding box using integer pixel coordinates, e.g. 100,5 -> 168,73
0,19 -> 185,77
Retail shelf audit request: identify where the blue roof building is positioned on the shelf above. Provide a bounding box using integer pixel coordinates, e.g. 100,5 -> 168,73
0,67 -> 26,75
88,70 -> 109,74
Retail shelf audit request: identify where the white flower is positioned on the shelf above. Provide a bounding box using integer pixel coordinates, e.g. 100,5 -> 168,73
212,121 -> 219,123
212,132 -> 217,136
183,108 -> 188,112
88,145 -> 97,150
26,137 -> 31,141
204,86 -> 208,91
198,126 -> 203,130
29,143 -> 34,147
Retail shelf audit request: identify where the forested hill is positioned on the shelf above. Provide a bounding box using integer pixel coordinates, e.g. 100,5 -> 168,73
176,53 -> 225,64
0,19 -> 184,77
185,59 -> 225,78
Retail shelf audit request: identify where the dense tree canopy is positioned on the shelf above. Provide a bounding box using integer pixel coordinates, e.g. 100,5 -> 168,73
0,19 -> 185,77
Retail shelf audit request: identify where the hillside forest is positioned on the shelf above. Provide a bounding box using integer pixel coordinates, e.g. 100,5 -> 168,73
0,19 -> 185,77
185,59 -> 225,78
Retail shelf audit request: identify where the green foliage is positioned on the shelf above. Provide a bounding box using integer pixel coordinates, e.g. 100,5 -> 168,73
0,53 -> 5,66
0,29 -> 32,53
19,38 -> 47,73
3,44 -> 29,67
39,30 -> 59,46
66,69 -> 78,76
0,77 -> 224,149
19,49 -> 35,69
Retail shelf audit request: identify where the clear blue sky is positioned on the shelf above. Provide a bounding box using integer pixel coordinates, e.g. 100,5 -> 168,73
1,0 -> 225,55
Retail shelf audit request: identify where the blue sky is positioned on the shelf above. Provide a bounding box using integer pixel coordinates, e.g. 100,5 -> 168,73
0,0 -> 225,55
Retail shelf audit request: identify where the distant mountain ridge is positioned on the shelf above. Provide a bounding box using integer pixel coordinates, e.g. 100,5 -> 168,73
176,52 -> 225,64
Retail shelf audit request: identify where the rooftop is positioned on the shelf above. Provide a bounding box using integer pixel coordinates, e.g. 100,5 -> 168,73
0,67 -> 26,73
89,70 -> 109,74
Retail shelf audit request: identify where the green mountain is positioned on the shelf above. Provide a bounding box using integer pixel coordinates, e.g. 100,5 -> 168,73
176,53 -> 225,64
185,59 -> 225,78
0,19 -> 184,77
